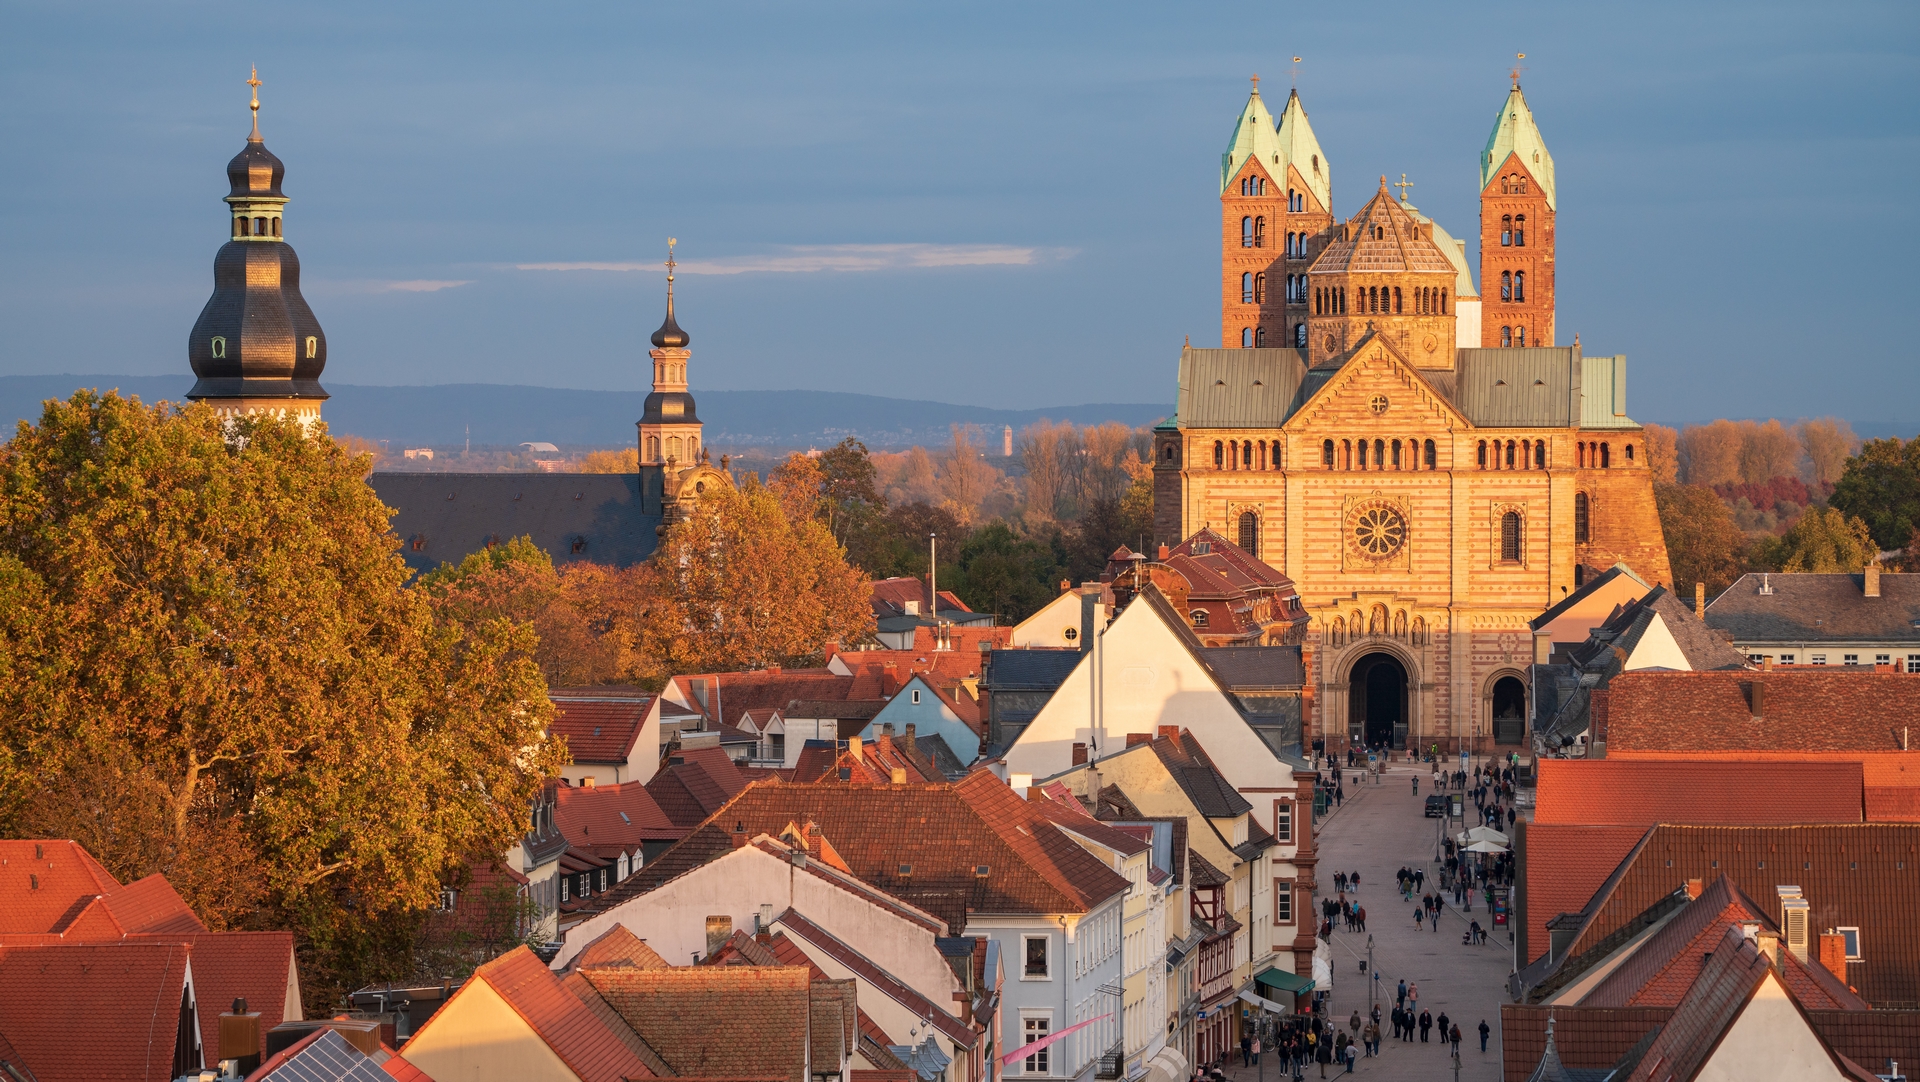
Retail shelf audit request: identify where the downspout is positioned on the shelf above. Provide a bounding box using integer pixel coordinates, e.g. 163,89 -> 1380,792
1059,915 -> 1072,1075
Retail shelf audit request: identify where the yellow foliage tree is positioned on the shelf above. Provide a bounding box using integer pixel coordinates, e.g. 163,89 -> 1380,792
577,447 -> 639,473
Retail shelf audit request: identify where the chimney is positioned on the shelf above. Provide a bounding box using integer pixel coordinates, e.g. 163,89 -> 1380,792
1755,928 -> 1782,971
1776,886 -> 1810,961
890,767 -> 907,785
823,640 -> 839,662
1157,725 -> 1182,740
1748,679 -> 1766,720
1695,581 -> 1706,618
1071,742 -> 1089,766
1818,932 -> 1849,983
1685,878 -> 1704,899
903,723 -> 917,752
1060,579 -> 1072,594
1866,561 -> 1882,598
582,776 -> 596,788
1157,544 -> 1170,561
1010,772 -> 1033,799
705,915 -> 732,957
766,663 -> 781,675
1126,732 -> 1152,748
1763,655 -> 1774,672
221,1001 -> 263,1076
848,736 -> 862,759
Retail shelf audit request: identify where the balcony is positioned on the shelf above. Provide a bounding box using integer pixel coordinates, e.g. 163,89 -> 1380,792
1095,1039 -> 1125,1080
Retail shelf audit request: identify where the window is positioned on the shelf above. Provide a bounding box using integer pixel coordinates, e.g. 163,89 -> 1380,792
1505,441 -> 1516,468
1477,440 -> 1488,468
1274,800 -> 1292,842
1274,880 -> 1294,924
1393,286 -> 1402,313
1517,326 -> 1527,347
1391,439 -> 1402,468
1323,439 -> 1335,467
1440,288 -> 1447,313
210,336 -> 226,359
1357,440 -> 1368,469
1253,216 -> 1266,248
1626,444 -> 1635,462
1837,927 -> 1862,961
1500,271 -> 1513,301
1514,271 -> 1526,302
271,217 -> 281,237
1909,656 -> 1920,673
1023,936 -> 1050,978
255,216 -> 267,236
1256,326 -> 1266,346
1242,327 -> 1254,347
236,216 -> 250,236
1023,1016 -> 1051,1073
1501,215 -> 1513,246
1574,492 -> 1590,543
1812,654 -> 1827,665
1535,441 -> 1546,468
1242,272 -> 1254,304
1295,322 -> 1308,347
305,336 -> 318,359
1271,440 -> 1281,469
1599,441 -> 1609,467
1875,654 -> 1891,666
1242,216 -> 1254,248
1214,441 -> 1224,468
1238,511 -> 1258,554
1190,609 -> 1210,628
1255,272 -> 1266,303
1425,439 -> 1436,469
1844,654 -> 1860,665
911,689 -> 921,704
1514,214 -> 1526,246
1501,511 -> 1522,562
438,887 -> 458,912
1501,326 -> 1513,347
1780,654 -> 1796,664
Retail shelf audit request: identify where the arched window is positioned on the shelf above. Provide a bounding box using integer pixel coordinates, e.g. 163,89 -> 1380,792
1255,326 -> 1267,346
1501,326 -> 1513,347
1242,217 -> 1254,248
1271,440 -> 1282,469
254,216 -> 267,236
1340,287 -> 1348,314
1578,442 -> 1586,468
1342,439 -> 1352,470
1190,610 -> 1210,628
647,435 -> 660,460
1477,440 -> 1488,468
1574,492 -> 1590,543
1514,214 -> 1526,247
1626,444 -> 1635,462
237,217 -> 251,236
305,335 -> 317,359
1601,443 -> 1611,468
1505,441 -> 1516,468
270,217 -> 281,237
1517,326 -> 1527,347
1374,439 -> 1385,466
1323,439 -> 1335,467
1425,439 -> 1437,469
1393,286 -> 1402,313
1238,511 -> 1259,554
1501,215 -> 1513,246
1391,439 -> 1402,468
1243,441 -> 1254,468
1357,440 -> 1368,469
1253,216 -> 1266,248
668,436 -> 682,461
1518,177 -> 1528,194
1257,442 -> 1266,470
1295,322 -> 1307,347
1440,289 -> 1447,313
1500,272 -> 1513,301
1242,272 -> 1254,303
1514,271 -> 1525,302
1242,327 -> 1254,347
1229,442 -> 1238,470
1501,511 -> 1522,562
1214,441 -> 1224,468
1534,441 -> 1546,469
210,336 -> 226,359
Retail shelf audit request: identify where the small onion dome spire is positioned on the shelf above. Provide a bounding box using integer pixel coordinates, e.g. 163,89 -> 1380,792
228,66 -> 284,197
650,237 -> 690,348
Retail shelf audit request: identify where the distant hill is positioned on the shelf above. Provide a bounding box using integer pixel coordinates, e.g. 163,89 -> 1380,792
0,376 -> 1171,450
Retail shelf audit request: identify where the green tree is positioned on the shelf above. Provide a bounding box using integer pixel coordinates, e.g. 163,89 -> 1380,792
0,392 -> 561,1001
1654,482 -> 1749,599
1828,437 -> 1920,550
949,521 -> 1070,623
1752,508 -> 1878,573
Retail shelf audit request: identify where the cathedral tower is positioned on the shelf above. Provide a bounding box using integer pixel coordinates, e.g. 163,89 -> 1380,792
1220,81 -> 1334,350
1479,75 -> 1556,347
1305,178 -> 1461,369
186,70 -> 328,420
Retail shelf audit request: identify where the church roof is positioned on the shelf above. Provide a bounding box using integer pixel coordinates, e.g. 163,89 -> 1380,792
1310,180 -> 1458,277
371,472 -> 662,573
1220,87 -> 1331,211
1397,199 -> 1479,298
1274,89 -> 1331,211
1484,84 -> 1557,210
1173,348 -> 1309,430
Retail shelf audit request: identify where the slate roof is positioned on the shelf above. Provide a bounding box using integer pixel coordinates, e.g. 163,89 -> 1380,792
416,946 -> 651,1082
1555,824 -> 1920,1007
0,941 -> 193,1082
1312,181 -> 1460,277
582,965 -> 818,1082
1030,784 -> 1151,857
1564,586 -> 1749,674
1532,760 -> 1865,827
1173,348 -> 1312,430
1151,731 -> 1254,819
984,649 -> 1083,691
549,690 -> 653,764
1605,669 -> 1920,753
1705,572 -> 1920,645
1199,646 -> 1305,689
593,772 -> 1128,932
371,472 -> 660,574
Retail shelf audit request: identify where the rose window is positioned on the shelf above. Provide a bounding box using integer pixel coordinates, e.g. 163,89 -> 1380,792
1352,505 -> 1406,557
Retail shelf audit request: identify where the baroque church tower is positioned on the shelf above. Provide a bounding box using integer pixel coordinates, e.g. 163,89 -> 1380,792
1479,76 -> 1556,347
186,70 -> 329,420
637,241 -> 730,524
1219,80 -> 1334,350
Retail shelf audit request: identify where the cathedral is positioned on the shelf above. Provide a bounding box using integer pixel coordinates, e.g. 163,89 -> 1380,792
1153,77 -> 1672,755
183,76 -> 727,572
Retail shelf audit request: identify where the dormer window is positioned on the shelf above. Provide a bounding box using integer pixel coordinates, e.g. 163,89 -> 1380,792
1190,610 -> 1209,627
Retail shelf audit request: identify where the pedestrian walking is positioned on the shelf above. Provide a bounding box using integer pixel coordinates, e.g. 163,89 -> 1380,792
1356,905 -> 1367,931
1450,1024 -> 1462,1055
1349,1011 -> 1361,1040
1389,1007 -> 1401,1040
1242,1034 -> 1252,1067
1414,906 -> 1423,932
1411,775 -> 1419,796
1396,979 -> 1406,1008
1478,1019 -> 1491,1052
1408,982 -> 1419,1010
1437,1013 -> 1450,1050
1350,870 -> 1360,893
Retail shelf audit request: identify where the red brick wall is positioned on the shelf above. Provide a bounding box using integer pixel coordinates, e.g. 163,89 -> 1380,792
1479,154 -> 1555,347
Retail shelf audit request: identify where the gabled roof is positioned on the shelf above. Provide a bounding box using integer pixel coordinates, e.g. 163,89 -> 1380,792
1704,572 -> 1920,644
250,1027 -> 393,1082
0,941 -> 194,1082
1483,84 -> 1556,210
1449,347 -> 1587,428
417,946 -> 652,1082
870,577 -> 972,619
595,773 -> 1128,931
1172,347 -> 1311,430
1531,564 -> 1653,634
1150,729 -> 1254,819
1533,760 -> 1864,826
774,909 -> 974,1047
983,648 -> 1082,691
155,932 -> 298,1063
1030,784 -> 1150,857
556,780 -> 682,852
1219,83 -> 1282,195
669,670 -> 854,730
1566,585 -> 1750,674
0,840 -> 184,936
1522,824 -> 1654,964
582,965 -> 817,1081
1605,668 -> 1920,753
549,690 -> 653,764
646,747 -> 750,828
1166,528 -> 1296,593
562,923 -> 671,973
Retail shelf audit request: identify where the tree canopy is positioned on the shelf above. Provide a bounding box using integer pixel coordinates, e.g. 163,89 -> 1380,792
0,392 -> 561,1000
1654,482 -> 1750,599
1752,507 -> 1879,574
1828,436 -> 1920,551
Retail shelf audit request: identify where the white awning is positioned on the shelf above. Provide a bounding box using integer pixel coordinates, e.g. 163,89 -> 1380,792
1237,988 -> 1288,1013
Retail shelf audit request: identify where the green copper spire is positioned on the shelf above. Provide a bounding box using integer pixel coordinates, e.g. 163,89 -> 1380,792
1274,88 -> 1331,211
1482,83 -> 1557,210
1220,77 -> 1282,193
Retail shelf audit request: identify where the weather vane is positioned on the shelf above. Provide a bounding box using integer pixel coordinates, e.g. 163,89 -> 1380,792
247,65 -> 262,139
665,237 -> 676,284
1292,56 -> 1302,88
1511,53 -> 1527,89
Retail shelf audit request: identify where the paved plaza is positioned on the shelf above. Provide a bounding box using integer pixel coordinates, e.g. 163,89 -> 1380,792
1222,760 -> 1521,1081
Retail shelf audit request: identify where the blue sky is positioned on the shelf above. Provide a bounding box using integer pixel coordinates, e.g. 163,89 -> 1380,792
0,0 -> 1914,421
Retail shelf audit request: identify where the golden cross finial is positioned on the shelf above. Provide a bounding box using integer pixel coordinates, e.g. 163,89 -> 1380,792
1292,56 -> 1302,88
665,237 -> 677,284
1394,173 -> 1414,203
1511,53 -> 1527,89
248,65 -> 262,140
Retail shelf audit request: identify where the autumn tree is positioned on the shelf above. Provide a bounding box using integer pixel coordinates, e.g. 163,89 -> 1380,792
939,425 -> 997,525
0,392 -> 562,999
1642,424 -> 1680,485
577,448 -> 639,473
418,537 -> 640,687
633,477 -> 874,673
1752,508 -> 1878,573
1828,436 -> 1920,550
1655,482 -> 1750,599
1796,418 -> 1858,487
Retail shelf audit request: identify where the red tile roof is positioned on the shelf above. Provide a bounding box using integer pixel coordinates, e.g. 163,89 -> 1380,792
413,946 -> 652,1082
152,932 -> 297,1061
0,941 -> 194,1082
555,780 -> 682,851
1499,1005 -> 1674,1082
380,1050 -> 436,1082
582,966 -> 818,1082
0,840 -> 140,935
549,693 -> 652,764
670,671 -> 854,730
870,577 -> 972,618
774,909 -> 973,1047
1520,823 -> 1652,963
1557,824 -> 1920,1007
1605,668 -> 1920,753
1608,750 -> 1920,823
564,923 -> 671,972
645,748 -> 751,828
108,874 -> 205,935
1030,784 -> 1149,856
1533,759 -> 1866,826
589,772 -> 1128,932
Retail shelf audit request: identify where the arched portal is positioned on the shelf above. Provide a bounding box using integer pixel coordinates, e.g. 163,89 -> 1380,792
1492,675 -> 1528,745
1349,652 -> 1408,751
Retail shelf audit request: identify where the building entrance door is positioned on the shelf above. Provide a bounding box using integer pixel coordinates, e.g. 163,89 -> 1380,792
1493,675 -> 1527,745
1348,653 -> 1409,750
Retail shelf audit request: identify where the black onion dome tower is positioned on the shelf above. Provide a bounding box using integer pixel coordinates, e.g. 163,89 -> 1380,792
638,239 -> 702,468
186,69 -> 328,419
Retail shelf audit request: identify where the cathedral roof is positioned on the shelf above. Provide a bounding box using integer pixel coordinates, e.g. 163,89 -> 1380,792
1397,199 -> 1479,299
1483,84 -> 1557,210
1220,86 -> 1331,211
1310,179 -> 1458,277
1273,89 -> 1331,211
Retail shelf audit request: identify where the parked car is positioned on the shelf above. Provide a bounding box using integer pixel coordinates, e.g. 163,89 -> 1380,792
1424,795 -> 1446,818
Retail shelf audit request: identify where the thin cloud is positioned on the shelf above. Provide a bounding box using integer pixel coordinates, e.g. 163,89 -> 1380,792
516,243 -> 1068,275
311,279 -> 474,295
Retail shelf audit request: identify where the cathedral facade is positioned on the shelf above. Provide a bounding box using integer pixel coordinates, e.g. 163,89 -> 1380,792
1155,78 -> 1671,755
